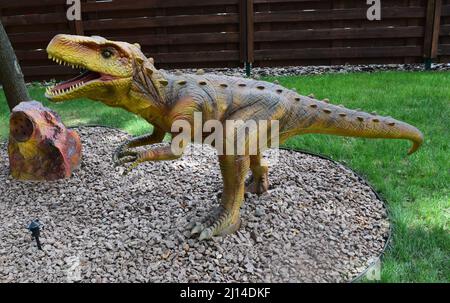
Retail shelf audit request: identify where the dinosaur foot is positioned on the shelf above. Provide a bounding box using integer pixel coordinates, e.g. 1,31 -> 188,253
245,175 -> 269,195
189,206 -> 241,240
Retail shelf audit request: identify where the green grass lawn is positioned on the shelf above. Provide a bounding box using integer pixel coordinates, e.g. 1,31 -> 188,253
0,71 -> 449,282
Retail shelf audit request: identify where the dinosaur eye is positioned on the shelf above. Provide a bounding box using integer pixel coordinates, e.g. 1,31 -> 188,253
101,49 -> 113,59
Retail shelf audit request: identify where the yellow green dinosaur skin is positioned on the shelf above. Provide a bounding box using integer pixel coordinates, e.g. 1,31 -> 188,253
45,34 -> 424,240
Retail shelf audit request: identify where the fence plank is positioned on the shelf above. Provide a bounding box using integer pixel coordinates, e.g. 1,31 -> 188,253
254,7 -> 426,23
255,46 -> 423,60
83,14 -> 239,31
83,0 -> 239,12
0,0 -> 65,9
247,0 -> 254,63
109,32 -> 240,46
255,26 -> 425,42
2,13 -> 67,26
239,0 -> 246,62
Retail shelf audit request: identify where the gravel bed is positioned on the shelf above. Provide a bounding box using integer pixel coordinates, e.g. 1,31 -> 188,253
0,127 -> 390,283
168,63 -> 450,78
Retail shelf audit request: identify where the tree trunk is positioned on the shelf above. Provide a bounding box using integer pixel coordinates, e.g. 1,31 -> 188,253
0,20 -> 30,111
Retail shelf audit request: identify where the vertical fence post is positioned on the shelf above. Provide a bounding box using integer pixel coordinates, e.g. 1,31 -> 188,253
424,0 -> 442,70
239,0 -> 246,69
240,0 -> 254,77
430,0 -> 442,63
246,0 -> 254,76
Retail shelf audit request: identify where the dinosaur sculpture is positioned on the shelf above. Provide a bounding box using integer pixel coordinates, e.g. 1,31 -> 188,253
45,34 -> 423,240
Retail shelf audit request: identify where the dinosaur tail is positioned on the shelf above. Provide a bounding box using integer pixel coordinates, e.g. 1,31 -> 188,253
296,98 -> 424,155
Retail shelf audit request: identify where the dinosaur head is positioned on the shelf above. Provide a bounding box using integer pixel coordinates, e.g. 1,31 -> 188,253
45,34 -> 147,105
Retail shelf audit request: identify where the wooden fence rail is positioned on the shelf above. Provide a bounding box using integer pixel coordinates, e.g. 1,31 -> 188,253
0,0 -> 448,81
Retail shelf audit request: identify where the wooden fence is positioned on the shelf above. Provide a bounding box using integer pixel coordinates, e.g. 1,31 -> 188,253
0,0 -> 448,81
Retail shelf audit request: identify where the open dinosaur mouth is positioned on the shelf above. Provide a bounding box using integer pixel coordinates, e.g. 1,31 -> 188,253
45,55 -> 119,98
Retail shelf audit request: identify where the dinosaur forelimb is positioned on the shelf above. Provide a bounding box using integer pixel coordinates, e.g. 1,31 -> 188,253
112,127 -> 165,164
119,143 -> 186,175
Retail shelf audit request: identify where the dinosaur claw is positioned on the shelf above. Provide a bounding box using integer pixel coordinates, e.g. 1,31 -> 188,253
187,206 -> 241,240
185,221 -> 196,230
114,151 -> 139,173
190,223 -> 204,235
199,228 -> 214,241
122,160 -> 140,175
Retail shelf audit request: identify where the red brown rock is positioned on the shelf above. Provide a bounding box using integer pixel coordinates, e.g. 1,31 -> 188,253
8,101 -> 81,181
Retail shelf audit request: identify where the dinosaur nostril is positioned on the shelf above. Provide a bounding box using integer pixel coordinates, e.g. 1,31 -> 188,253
10,112 -> 34,142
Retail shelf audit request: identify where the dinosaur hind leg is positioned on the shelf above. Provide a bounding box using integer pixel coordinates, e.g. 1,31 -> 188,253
246,153 -> 269,195
191,155 -> 249,240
